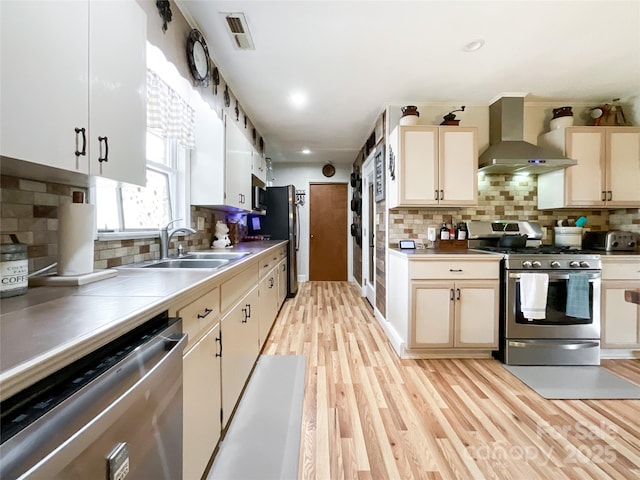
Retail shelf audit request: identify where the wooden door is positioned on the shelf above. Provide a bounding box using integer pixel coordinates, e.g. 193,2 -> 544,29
606,127 -> 640,206
438,127 -> 478,206
309,183 -> 348,281
454,281 -> 499,348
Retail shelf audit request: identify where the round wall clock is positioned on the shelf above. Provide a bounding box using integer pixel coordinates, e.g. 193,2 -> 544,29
322,164 -> 336,177
187,29 -> 210,85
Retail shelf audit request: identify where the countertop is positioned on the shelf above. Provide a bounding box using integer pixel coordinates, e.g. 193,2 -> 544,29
0,241 -> 285,401
389,247 -> 503,259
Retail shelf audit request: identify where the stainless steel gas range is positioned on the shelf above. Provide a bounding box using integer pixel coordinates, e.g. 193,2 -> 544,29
468,221 -> 601,366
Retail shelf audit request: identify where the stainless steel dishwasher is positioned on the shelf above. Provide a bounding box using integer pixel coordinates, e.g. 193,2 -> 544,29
0,311 -> 186,479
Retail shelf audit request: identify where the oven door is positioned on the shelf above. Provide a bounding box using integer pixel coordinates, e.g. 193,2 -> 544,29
506,270 -> 601,340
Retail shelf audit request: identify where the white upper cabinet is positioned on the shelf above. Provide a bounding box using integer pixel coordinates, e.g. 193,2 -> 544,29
1,1 -> 89,175
1,0 -> 147,186
88,0 -> 147,186
251,148 -> 267,184
538,127 -> 640,209
224,117 -> 253,210
191,113 -> 253,211
387,125 -> 477,208
191,103 -> 225,206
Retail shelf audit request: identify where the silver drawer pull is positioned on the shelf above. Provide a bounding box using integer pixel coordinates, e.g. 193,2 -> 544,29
449,269 -> 463,272
197,308 -> 212,319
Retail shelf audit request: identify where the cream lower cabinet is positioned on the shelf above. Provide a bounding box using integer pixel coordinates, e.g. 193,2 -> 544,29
258,267 -> 279,348
183,323 -> 221,480
277,258 -> 288,305
173,285 -> 221,480
221,285 -> 260,427
601,257 -> 640,349
411,281 -> 499,348
388,251 -> 500,356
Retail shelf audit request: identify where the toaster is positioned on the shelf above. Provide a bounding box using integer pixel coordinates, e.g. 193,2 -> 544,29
583,231 -> 638,251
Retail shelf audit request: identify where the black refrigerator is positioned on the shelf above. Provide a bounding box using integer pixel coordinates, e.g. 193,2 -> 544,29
260,185 -> 298,297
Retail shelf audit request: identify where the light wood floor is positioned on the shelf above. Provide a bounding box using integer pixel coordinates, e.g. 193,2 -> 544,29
264,281 -> 640,480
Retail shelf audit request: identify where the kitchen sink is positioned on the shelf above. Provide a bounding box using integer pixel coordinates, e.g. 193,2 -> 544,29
141,259 -> 229,269
181,251 -> 252,260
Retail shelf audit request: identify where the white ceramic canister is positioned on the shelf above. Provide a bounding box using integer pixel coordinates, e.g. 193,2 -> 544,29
1,234 -> 28,298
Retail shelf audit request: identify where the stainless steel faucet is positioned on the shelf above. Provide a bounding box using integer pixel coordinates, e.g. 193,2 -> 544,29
159,219 -> 197,259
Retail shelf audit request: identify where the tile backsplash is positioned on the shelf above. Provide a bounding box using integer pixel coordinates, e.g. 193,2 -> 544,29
0,175 -> 227,273
388,174 -> 639,246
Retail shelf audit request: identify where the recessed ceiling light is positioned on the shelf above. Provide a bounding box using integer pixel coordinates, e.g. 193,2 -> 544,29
463,39 -> 485,52
289,92 -> 307,108
301,148 -> 311,155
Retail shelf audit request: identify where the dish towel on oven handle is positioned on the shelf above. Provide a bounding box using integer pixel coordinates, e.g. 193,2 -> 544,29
566,273 -> 591,319
519,273 -> 549,320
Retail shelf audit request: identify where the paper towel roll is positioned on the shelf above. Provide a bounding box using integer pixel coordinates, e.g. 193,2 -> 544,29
58,202 -> 95,276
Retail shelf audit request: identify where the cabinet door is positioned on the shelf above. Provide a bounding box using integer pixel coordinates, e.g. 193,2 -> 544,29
251,148 -> 267,183
566,128 -> 606,206
1,1 -> 89,174
183,323 -> 221,480
221,286 -> 259,426
439,127 -> 477,206
225,117 -> 252,209
602,282 -> 640,348
410,282 -> 454,348
191,101 -> 225,206
606,128 -> 640,206
395,126 -> 439,207
277,259 -> 288,306
89,0 -> 146,186
454,281 -> 499,348
258,269 -> 278,348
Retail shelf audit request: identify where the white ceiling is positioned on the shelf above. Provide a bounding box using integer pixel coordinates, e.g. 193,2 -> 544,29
176,1 -> 640,166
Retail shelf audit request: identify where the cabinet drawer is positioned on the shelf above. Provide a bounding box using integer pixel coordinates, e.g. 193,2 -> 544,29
259,247 -> 285,278
410,260 -> 499,280
178,287 -> 220,350
221,265 -> 259,312
602,260 -> 640,280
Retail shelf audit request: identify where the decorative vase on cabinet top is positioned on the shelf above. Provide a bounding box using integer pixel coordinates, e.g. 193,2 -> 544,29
400,105 -> 419,126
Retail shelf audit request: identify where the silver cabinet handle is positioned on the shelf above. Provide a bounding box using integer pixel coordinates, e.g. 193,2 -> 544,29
607,191 -> 612,201
449,269 -> 463,272
440,189 -> 444,200
456,288 -> 461,300
197,308 -> 212,319
601,191 -> 606,201
434,190 -> 439,200
450,288 -> 454,301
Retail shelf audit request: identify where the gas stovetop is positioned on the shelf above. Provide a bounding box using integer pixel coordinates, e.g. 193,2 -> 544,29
475,246 -> 594,255
473,246 -> 601,270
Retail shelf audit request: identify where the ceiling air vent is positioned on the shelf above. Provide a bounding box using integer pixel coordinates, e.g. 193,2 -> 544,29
222,12 -> 255,50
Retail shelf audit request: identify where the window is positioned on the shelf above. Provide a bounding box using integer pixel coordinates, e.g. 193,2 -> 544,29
95,54 -> 195,238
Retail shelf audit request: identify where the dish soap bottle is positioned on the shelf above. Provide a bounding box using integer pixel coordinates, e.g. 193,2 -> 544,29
439,223 -> 450,240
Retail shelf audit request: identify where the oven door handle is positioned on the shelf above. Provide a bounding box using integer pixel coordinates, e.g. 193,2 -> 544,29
508,340 -> 600,350
509,273 -> 601,281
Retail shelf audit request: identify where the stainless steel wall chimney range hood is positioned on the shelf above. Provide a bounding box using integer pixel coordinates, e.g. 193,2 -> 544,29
478,96 -> 577,174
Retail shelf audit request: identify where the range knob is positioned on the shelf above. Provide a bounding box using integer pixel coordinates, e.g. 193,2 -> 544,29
612,241 -> 619,248
629,241 -> 637,249
532,261 -> 542,268
579,261 -> 591,268
550,261 -> 561,268
522,261 -> 533,269
569,261 -> 580,268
